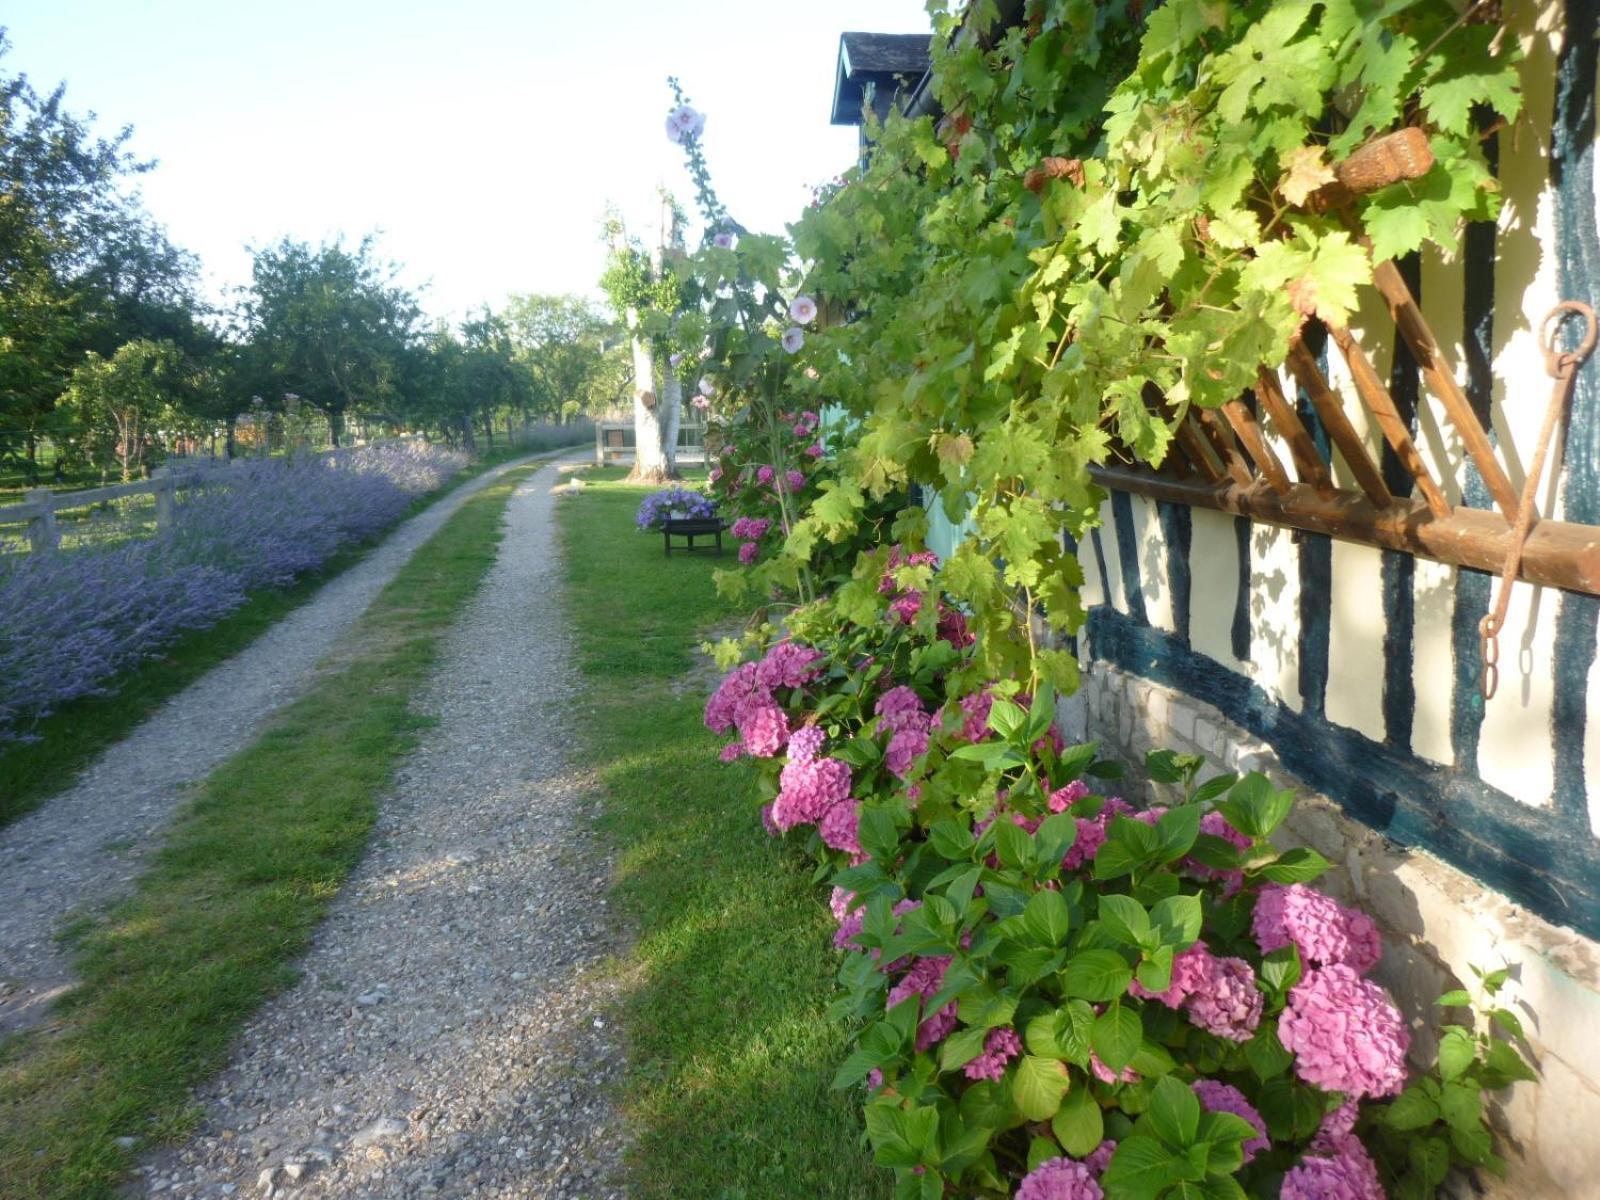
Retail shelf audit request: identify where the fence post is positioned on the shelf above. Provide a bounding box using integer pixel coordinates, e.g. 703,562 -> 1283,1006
152,468 -> 175,533
25,488 -> 58,555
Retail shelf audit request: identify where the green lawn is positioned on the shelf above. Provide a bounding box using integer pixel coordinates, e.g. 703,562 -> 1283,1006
557,467 -> 887,1200
0,464 -> 541,1200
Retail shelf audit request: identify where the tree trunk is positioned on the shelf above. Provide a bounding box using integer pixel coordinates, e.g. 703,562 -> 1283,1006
625,313 -> 672,484
329,407 -> 345,448
482,410 -> 494,450
660,367 -> 682,476
461,412 -> 476,453
225,415 -> 237,460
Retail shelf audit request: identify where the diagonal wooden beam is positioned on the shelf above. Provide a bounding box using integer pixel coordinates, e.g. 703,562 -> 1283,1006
1285,338 -> 1396,510
1325,323 -> 1452,517
1192,408 -> 1257,489
1254,367 -> 1335,494
1221,395 -> 1292,494
1369,259 -> 1520,517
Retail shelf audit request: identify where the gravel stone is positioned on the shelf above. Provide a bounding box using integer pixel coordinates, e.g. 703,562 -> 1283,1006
134,459 -> 626,1198
0,455 -> 554,1035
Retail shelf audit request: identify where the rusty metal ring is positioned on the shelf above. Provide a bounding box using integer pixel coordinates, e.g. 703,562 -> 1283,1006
1539,301 -> 1598,377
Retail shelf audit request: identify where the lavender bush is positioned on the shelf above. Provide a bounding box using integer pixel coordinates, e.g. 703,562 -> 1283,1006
0,442 -> 466,740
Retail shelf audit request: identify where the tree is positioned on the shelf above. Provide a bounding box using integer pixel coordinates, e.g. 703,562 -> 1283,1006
504,293 -> 608,422
59,338 -> 184,480
242,236 -> 420,446
600,197 -> 686,483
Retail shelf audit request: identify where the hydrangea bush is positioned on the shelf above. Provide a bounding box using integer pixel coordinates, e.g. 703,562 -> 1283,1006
0,442 -> 465,739
702,563 -> 1536,1200
634,486 -> 716,532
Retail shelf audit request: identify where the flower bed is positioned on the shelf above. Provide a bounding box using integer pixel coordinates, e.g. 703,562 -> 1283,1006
0,442 -> 466,739
701,553 -> 1535,1200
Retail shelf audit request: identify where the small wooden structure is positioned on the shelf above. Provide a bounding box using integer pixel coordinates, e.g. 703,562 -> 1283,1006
661,517 -> 725,557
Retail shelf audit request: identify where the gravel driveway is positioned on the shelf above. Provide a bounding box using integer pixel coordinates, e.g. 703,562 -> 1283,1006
0,453 -> 554,1035
132,458 -> 626,1198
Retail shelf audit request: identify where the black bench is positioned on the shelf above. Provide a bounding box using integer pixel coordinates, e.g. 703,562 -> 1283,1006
662,517 -> 726,557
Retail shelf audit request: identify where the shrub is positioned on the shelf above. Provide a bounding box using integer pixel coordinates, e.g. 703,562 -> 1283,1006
0,442 -> 466,739
704,564 -> 1536,1200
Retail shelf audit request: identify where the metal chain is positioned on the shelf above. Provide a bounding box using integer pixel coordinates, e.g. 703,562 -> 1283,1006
1479,301 -> 1598,700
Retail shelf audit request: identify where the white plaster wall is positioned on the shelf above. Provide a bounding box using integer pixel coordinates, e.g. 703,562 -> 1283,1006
1324,541 -> 1388,741
1410,557 -> 1460,769
1188,509 -> 1247,671
1131,496 -> 1175,634
1245,523 -> 1302,712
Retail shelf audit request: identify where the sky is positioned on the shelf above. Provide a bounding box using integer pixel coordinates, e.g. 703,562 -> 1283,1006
2,0 -> 932,325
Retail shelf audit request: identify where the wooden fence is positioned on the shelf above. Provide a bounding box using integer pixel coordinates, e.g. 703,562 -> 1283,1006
0,466 -> 222,556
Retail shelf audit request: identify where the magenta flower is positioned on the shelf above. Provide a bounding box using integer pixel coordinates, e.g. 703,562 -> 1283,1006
785,469 -> 805,490
789,294 -> 818,324
1280,964 -> 1409,1098
705,662 -> 764,733
734,695 -> 789,758
1048,780 -> 1090,813
1253,884 -> 1383,975
691,395 -> 710,410
755,640 -> 823,689
738,541 -> 758,564
1083,1141 -> 1116,1176
781,326 -> 805,354
819,799 -> 862,853
1280,1133 -> 1385,1200
713,230 -> 736,249
756,465 -> 775,486
805,441 -> 824,457
962,1026 -> 1022,1081
1129,942 -> 1215,1008
1185,955 -> 1264,1042
885,726 -> 930,778
1016,1158 -> 1104,1200
773,754 -> 851,828
875,686 -> 929,732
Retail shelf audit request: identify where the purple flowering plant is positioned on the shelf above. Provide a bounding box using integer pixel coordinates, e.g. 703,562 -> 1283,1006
704,557 -> 1537,1200
634,486 -> 715,532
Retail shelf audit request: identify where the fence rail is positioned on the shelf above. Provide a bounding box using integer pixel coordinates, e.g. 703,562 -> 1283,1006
0,467 -> 223,556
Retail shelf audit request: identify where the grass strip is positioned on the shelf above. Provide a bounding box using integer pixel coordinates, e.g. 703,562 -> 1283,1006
0,463 -> 541,1200
0,448 -> 561,828
557,468 -> 887,1200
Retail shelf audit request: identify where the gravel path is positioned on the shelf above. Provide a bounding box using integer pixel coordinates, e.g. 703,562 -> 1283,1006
133,458 -> 626,1199
0,453 -> 556,1035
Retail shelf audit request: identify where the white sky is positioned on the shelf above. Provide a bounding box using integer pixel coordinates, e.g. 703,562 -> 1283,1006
2,0 -> 932,324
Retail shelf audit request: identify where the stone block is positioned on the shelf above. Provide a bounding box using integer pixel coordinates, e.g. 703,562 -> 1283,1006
1169,698 -> 1197,744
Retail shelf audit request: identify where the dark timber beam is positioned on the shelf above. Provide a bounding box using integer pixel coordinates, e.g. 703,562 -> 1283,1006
1088,466 -> 1600,596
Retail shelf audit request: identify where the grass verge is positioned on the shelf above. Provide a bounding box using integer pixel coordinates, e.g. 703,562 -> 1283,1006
0,463 -> 540,1200
0,448 -> 556,828
557,466 -> 887,1200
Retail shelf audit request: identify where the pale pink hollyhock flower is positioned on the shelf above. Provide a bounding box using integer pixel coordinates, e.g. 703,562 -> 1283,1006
804,366 -> 820,380
789,294 -> 818,324
781,327 -> 805,354
692,395 -> 710,410
665,115 -> 684,143
698,345 -> 713,360
698,377 -> 716,397
669,352 -> 683,367
713,231 -> 736,249
670,104 -> 705,138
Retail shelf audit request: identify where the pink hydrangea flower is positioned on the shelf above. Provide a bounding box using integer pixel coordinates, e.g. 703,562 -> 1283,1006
1017,1158 -> 1104,1200
1192,1080 -> 1269,1162
937,607 -> 975,647
1183,811 -> 1252,893
1318,1099 -> 1360,1142
756,465 -> 775,486
806,441 -> 824,457
719,741 -> 744,763
962,1026 -> 1022,1081
829,886 -> 856,923
738,541 -> 758,565
729,516 -> 770,540
917,1003 -> 958,1051
1185,955 -> 1264,1042
1089,1052 -> 1138,1085
790,294 -> 818,324
785,469 -> 805,490
734,696 -> 789,757
705,662 -> 765,733
781,327 -> 805,354
755,640 -> 823,689
888,591 -> 923,624
957,688 -> 995,742
1129,943 -> 1215,1008
876,686 -> 929,732
1083,1141 -> 1116,1176
885,727 -> 930,778
1280,965 -> 1410,1098
1049,780 -> 1090,813
1280,1133 -> 1386,1200
788,724 -> 826,764
772,755 -> 851,829
1253,884 -> 1383,975
819,799 -> 862,854
1060,797 -> 1134,872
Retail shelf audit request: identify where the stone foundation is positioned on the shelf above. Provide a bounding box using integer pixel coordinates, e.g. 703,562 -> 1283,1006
1076,661 -> 1600,1199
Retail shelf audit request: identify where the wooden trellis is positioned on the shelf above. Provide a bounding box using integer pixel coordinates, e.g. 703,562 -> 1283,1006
1087,131 -> 1600,599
